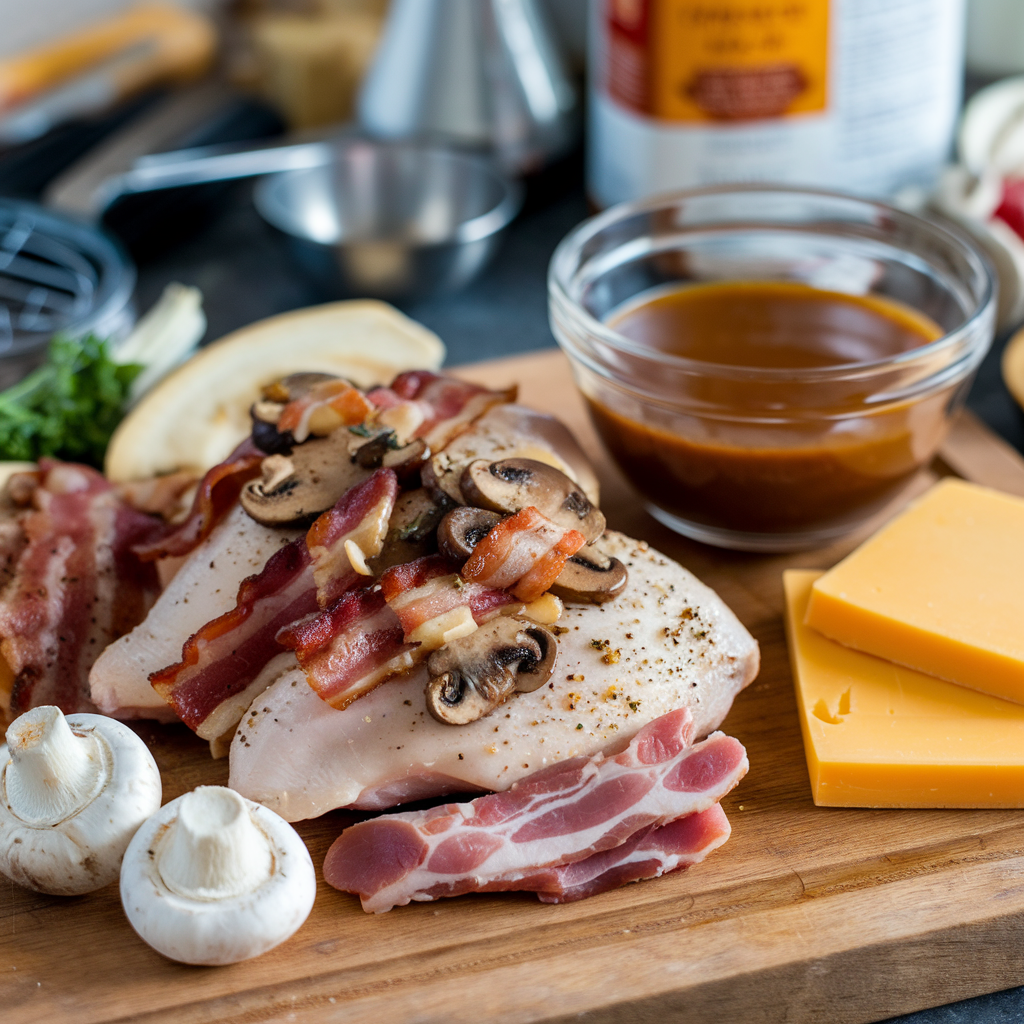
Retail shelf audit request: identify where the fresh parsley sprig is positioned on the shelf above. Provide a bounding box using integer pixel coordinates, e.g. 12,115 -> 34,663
0,334 -> 141,467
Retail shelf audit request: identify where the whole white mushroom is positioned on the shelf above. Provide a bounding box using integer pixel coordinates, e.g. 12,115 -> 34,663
120,785 -> 316,965
0,706 -> 162,895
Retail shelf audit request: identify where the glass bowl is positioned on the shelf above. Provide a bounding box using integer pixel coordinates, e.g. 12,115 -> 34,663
548,186 -> 996,551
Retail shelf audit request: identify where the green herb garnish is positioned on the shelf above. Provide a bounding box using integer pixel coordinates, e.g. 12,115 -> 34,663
0,334 -> 141,467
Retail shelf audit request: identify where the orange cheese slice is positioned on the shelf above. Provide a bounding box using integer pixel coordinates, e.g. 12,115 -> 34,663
785,570 -> 1024,808
805,479 -> 1024,705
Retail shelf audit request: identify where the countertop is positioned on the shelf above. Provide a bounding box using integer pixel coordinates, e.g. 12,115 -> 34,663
130,162 -> 1024,1024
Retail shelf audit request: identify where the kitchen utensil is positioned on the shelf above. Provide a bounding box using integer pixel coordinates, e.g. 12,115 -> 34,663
253,138 -> 523,297
0,198 -> 134,384
79,137 -> 334,217
358,0 -> 577,175
43,82 -> 285,258
0,4 -> 216,147
67,128 -> 520,296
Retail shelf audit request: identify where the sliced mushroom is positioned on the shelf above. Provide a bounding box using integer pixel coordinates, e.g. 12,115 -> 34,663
460,458 -> 605,543
367,488 -> 453,574
436,507 -> 503,561
423,404 -> 601,507
354,431 -> 429,478
549,545 -> 628,604
240,430 -> 370,527
251,373 -> 342,455
425,617 -> 557,725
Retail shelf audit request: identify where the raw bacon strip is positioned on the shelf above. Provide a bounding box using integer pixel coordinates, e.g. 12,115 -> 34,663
151,537 -> 318,739
461,506 -> 585,603
305,469 -> 398,607
277,379 -> 373,443
324,709 -> 748,912
149,473 -> 397,738
533,804 -> 731,903
282,554 -> 514,709
132,439 -> 263,562
398,804 -> 731,905
278,589 -> 416,709
381,555 -> 516,642
367,373 -> 515,451
0,461 -> 165,716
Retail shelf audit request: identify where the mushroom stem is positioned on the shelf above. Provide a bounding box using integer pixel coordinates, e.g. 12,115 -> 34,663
157,787 -> 273,901
4,707 -> 102,826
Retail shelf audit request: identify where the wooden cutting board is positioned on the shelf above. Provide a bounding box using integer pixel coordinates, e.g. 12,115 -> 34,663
3,349 -> 1024,1024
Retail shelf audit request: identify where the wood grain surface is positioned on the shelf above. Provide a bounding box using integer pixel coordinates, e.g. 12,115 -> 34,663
3,349 -> 1024,1024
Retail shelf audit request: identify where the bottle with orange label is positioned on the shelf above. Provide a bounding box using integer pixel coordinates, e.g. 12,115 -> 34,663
588,0 -> 966,207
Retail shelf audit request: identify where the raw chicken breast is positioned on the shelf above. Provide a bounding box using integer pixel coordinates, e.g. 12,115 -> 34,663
89,504 -> 301,719
230,531 -> 759,820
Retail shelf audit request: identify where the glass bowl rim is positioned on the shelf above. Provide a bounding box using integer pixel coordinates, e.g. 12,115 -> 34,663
548,183 -> 997,383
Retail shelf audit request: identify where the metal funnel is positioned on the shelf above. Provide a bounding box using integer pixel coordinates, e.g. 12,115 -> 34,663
358,0 -> 578,175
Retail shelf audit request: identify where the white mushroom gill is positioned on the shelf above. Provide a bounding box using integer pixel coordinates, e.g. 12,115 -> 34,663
0,707 -> 162,895
121,785 -> 315,965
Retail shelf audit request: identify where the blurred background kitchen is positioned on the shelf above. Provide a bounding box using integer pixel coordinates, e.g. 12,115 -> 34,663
0,3 -> 1022,1018
0,0 -> 1022,444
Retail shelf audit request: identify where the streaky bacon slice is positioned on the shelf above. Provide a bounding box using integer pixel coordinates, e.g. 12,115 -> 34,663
277,379 -> 373,443
381,555 -> 516,641
150,471 -> 397,739
306,469 -> 398,607
132,439 -> 264,562
278,589 -> 416,709
367,372 -> 515,451
0,461 -> 165,716
150,536 -> 318,739
323,708 -> 748,913
460,506 -> 585,603
533,804 -> 731,903
282,553 -> 515,709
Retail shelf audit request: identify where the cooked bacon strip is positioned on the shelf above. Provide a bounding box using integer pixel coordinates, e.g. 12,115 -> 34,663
149,471 -> 397,738
277,379 -> 373,443
132,439 -> 263,562
278,589 -> 416,709
323,708 -> 748,913
533,804 -> 731,903
0,461 -> 164,717
306,469 -> 398,607
461,506 -> 585,603
367,372 -> 515,450
381,555 -> 516,642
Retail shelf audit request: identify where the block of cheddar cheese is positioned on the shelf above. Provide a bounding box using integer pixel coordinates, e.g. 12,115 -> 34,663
805,479 -> 1024,705
785,570 -> 1024,808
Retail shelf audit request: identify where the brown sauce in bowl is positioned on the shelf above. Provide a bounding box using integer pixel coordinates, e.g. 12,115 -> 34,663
610,281 -> 941,367
587,282 -> 947,538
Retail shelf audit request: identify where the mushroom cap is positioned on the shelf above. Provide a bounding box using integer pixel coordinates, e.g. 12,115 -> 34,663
0,713 -> 162,896
424,404 -> 600,507
460,458 -> 606,543
550,545 -> 629,605
425,617 -> 557,724
240,430 -> 371,526
120,790 -> 316,965
436,507 -> 503,562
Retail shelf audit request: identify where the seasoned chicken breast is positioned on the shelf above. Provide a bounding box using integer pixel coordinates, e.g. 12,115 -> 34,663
229,531 -> 759,821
